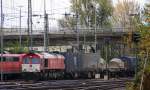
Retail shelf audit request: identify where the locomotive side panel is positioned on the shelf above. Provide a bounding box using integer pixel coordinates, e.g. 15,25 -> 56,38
43,53 -> 65,70
56,54 -> 65,70
0,54 -> 22,74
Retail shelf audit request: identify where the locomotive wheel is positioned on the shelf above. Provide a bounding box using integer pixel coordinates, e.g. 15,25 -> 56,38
22,73 -> 32,80
88,72 -> 92,79
74,72 -> 78,79
60,72 -> 64,79
22,73 -> 27,80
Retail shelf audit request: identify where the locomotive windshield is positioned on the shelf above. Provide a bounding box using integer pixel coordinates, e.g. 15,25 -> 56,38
23,58 -> 30,64
31,58 -> 40,64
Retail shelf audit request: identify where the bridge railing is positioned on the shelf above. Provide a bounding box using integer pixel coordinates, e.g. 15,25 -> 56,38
59,27 -> 132,34
3,28 -> 44,35
3,27 -> 132,35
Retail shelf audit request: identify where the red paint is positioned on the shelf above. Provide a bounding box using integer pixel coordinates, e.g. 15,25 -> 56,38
43,54 -> 65,70
0,54 -> 24,74
0,53 -> 65,74
22,53 -> 41,59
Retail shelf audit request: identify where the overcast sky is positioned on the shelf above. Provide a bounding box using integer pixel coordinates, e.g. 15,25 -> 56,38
0,0 -> 147,30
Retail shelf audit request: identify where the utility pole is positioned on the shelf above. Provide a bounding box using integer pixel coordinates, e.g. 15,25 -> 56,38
44,14 -> 49,52
27,0 -> 33,51
44,0 -> 49,52
105,41 -> 108,79
0,0 -> 3,81
19,6 -> 23,49
94,6 -> 97,53
75,0 -> 79,52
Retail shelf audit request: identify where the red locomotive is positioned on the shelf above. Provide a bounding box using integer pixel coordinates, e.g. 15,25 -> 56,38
0,53 -> 65,80
0,54 -> 25,79
0,54 -> 24,74
41,53 -> 65,79
22,53 -> 42,73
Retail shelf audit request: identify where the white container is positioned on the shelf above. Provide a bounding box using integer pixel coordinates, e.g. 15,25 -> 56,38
95,74 -> 100,79
104,75 -> 108,80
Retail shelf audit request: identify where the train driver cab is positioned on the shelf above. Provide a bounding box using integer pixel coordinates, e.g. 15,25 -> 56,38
22,53 -> 41,72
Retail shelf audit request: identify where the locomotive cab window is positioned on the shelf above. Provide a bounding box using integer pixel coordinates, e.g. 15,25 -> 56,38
31,58 -> 40,64
44,59 -> 48,67
12,57 -> 19,62
23,58 -> 30,64
0,57 -> 6,62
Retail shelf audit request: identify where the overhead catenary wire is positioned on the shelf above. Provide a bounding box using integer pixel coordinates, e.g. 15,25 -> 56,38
2,0 -> 71,30
0,0 -> 4,82
3,6 -> 70,14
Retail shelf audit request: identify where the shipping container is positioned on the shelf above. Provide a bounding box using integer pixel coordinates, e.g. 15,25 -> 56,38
80,53 -> 101,71
62,52 -> 80,72
63,52 -> 103,72
120,56 -> 137,71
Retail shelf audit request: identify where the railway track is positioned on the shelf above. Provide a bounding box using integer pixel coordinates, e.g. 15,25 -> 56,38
0,78 -> 133,90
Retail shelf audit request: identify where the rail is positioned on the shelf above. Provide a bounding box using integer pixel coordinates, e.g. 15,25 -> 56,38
0,78 -> 133,90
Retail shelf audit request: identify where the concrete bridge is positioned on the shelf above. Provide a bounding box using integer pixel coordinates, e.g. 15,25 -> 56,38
2,27 -> 131,46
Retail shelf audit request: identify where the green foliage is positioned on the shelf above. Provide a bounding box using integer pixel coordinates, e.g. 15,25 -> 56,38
144,59 -> 150,73
100,43 -> 123,61
126,3 -> 150,90
58,16 -> 76,30
96,0 -> 113,27
126,82 -> 136,90
5,41 -> 28,54
58,0 -> 113,29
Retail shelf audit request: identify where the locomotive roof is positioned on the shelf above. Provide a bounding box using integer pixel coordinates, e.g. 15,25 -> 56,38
22,53 -> 42,58
57,54 -> 65,59
42,52 -> 56,59
42,52 -> 65,59
0,54 -> 24,57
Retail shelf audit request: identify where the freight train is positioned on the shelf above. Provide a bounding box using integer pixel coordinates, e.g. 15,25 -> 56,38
63,52 -> 137,79
0,52 -> 137,80
63,52 -> 105,78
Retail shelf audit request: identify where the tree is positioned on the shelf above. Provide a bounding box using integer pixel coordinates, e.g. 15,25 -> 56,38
126,3 -> 150,90
138,4 -> 150,90
113,0 -> 140,28
5,41 -> 28,54
139,4 -> 150,54
58,14 -> 76,30
58,0 -> 113,30
113,0 -> 141,56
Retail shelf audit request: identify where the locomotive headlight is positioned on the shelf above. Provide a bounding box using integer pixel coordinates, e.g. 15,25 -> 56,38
23,69 -> 27,72
35,69 -> 40,72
